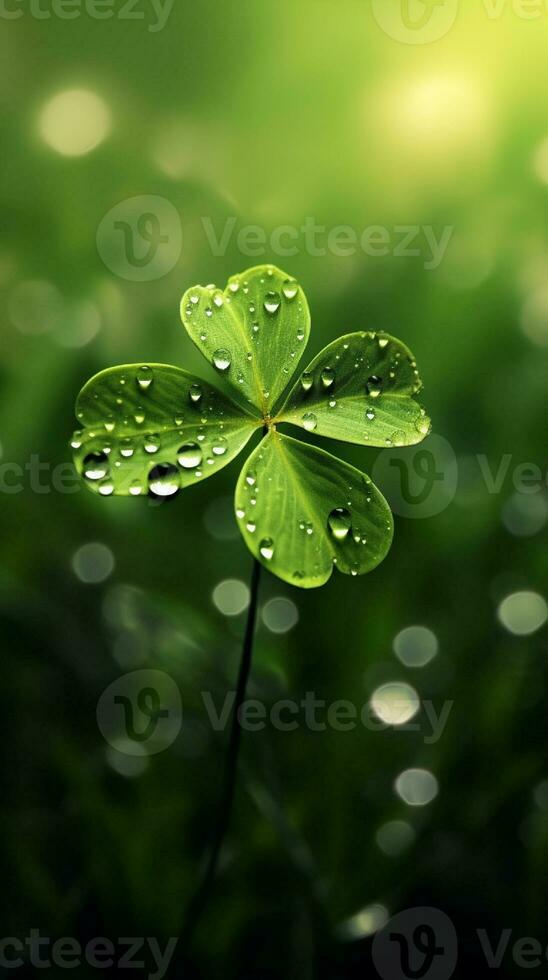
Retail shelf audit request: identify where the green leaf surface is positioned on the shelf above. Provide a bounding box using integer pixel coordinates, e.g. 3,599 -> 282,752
72,364 -> 257,497
180,264 -> 310,417
234,431 -> 394,589
278,331 -> 431,448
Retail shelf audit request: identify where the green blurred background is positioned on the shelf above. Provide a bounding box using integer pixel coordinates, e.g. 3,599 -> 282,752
2,1 -> 548,976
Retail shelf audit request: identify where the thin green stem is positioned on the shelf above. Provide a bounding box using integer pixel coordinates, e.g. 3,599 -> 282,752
182,556 -> 262,952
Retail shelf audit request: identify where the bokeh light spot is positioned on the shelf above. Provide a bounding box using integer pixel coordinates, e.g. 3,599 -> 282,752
72,542 -> 115,584
497,591 -> 548,636
262,597 -> 299,634
39,89 -> 111,156
212,579 -> 250,616
395,768 -> 438,806
370,682 -> 419,726
393,626 -> 438,667
376,819 -> 416,856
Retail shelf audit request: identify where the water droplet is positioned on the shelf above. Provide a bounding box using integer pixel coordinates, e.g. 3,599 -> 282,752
228,280 -> 240,293
245,470 -> 257,487
321,367 -> 335,389
213,348 -> 231,371
129,479 -> 143,496
246,521 -> 256,533
366,375 -> 383,398
296,328 -> 305,342
259,537 -> 274,560
83,452 -> 109,480
236,507 -> 245,519
136,365 -> 153,391
134,408 -> 145,425
302,412 -> 317,432
148,463 -> 180,497
264,291 -> 281,314
120,439 -> 134,458
174,414 -> 184,426
177,442 -> 202,469
144,434 -> 160,454
301,372 -> 313,392
98,478 -> 114,496
378,336 -> 389,349
104,416 -> 115,433
212,436 -> 228,456
70,430 -> 83,450
213,291 -> 224,308
328,507 -> 352,542
282,279 -> 299,300
328,398 -> 337,409
366,408 -> 376,421
190,383 -> 202,404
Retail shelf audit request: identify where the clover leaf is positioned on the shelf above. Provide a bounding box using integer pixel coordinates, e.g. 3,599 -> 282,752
71,264 -> 431,589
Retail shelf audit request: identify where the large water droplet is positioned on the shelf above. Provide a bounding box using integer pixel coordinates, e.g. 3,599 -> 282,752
321,367 -> 335,389
328,507 -> 352,542
282,279 -> 299,300
120,438 -> 134,458
302,412 -> 317,432
144,434 -> 161,454
189,383 -> 202,404
264,291 -> 281,314
259,537 -> 274,560
212,436 -> 228,456
301,372 -> 313,392
213,348 -> 231,371
366,375 -> 383,398
83,451 -> 109,480
136,365 -> 153,391
148,463 -> 180,497
177,442 -> 202,469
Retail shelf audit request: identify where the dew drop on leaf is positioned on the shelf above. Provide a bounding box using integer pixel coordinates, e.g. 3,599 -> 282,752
213,348 -> 231,371
302,412 -> 318,432
83,451 -> 109,481
327,507 -> 352,542
136,365 -> 153,391
245,470 -> 257,487
189,383 -> 202,404
148,463 -> 180,497
301,372 -> 313,392
259,537 -> 274,560
129,479 -> 143,496
119,439 -> 134,458
282,279 -> 299,300
177,442 -> 202,469
98,478 -> 114,496
321,367 -> 335,389
366,408 -> 376,421
263,291 -> 281,314
144,434 -> 161,454
366,375 -> 383,398
212,436 -> 228,456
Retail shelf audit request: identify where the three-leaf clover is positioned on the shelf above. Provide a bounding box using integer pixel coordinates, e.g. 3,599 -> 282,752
71,264 -> 431,588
